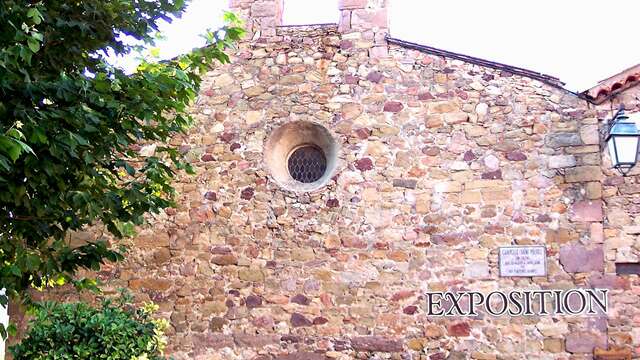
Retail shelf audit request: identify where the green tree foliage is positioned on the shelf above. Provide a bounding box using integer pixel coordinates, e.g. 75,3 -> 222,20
0,0 -> 244,329
10,296 -> 170,359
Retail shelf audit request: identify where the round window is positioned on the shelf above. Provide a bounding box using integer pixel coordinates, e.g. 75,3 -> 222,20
264,121 -> 339,192
287,145 -> 327,183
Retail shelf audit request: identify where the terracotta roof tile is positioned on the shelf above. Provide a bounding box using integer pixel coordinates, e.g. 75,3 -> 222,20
583,64 -> 640,104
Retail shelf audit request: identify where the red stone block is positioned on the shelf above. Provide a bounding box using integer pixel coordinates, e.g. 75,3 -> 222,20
447,322 -> 470,337
354,157 -> 374,171
570,200 -> 603,222
383,101 -> 404,112
559,244 -> 604,273
565,331 -> 607,353
351,336 -> 403,352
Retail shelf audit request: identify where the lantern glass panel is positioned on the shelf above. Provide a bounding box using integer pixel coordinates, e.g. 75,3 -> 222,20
607,121 -> 640,166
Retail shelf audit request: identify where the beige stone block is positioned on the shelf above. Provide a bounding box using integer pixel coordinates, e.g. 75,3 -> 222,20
362,187 -> 379,202
213,73 -> 234,88
429,101 -> 458,113
565,165 -> 603,183
425,115 -> 443,128
465,180 -> 510,190
444,112 -> 469,124
543,338 -> 564,353
292,248 -> 315,261
481,189 -> 512,204
415,193 -> 431,213
459,190 -> 481,204
580,124 -> 600,145
245,110 -> 262,126
586,181 -> 602,199
238,268 -> 264,282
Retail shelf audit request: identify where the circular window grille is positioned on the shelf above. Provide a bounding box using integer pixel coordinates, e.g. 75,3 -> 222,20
287,145 -> 327,183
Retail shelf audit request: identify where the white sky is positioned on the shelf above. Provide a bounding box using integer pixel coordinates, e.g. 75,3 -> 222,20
113,0 -> 640,92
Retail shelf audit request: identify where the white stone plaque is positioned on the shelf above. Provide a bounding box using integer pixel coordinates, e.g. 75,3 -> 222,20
499,246 -> 547,277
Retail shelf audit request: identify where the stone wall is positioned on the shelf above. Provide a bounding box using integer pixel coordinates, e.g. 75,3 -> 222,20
594,85 -> 640,354
19,2 -> 640,359
80,22 -> 626,360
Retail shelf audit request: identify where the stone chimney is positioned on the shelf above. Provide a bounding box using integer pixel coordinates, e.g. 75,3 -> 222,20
338,0 -> 390,58
229,0 -> 284,39
229,0 -> 390,57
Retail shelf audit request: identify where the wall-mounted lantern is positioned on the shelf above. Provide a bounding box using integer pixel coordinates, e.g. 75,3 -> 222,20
604,108 -> 640,175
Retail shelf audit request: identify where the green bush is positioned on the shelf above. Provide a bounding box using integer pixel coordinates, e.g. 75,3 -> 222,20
10,298 -> 169,360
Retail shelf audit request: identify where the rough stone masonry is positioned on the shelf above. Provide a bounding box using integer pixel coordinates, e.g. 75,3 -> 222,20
23,0 -> 640,359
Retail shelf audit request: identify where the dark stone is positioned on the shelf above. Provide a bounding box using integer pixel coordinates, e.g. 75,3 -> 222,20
366,71 -> 383,83
351,336 -> 403,352
290,294 -> 311,305
281,335 -> 301,343
312,316 -> 328,325
210,246 -> 231,254
536,214 -> 552,222
209,317 -> 227,332
431,232 -> 476,245
482,74 -> 494,81
455,89 -> 468,100
201,154 -> 215,162
219,132 -> 235,143
245,295 -> 263,308
383,101 -> 404,112
240,187 -> 254,200
506,151 -> 527,161
615,263 -> 640,276
212,254 -> 237,266
481,170 -> 502,179
447,322 -> 470,337
403,305 -> 418,315
355,158 -> 374,171
463,150 -> 476,161
340,40 -> 353,50
355,127 -> 371,139
204,191 -> 217,201
495,96 -> 509,106
418,92 -> 434,100
392,178 -> 417,189
326,198 -> 340,208
545,133 -> 581,148
344,75 -> 359,84
333,339 -> 350,351
230,142 -> 241,151
275,352 -> 328,360
290,313 -> 312,327
422,146 -> 440,156
603,176 -> 625,186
